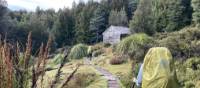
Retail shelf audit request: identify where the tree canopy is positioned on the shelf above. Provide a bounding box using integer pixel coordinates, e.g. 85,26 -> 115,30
0,0 -> 197,53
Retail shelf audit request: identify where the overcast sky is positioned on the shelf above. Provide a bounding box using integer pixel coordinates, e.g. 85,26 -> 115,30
7,0 -> 89,11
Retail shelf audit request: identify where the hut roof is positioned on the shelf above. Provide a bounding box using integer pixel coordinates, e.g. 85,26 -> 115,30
103,25 -> 131,35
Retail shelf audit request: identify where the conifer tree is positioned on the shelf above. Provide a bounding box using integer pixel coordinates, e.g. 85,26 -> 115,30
109,8 -> 128,26
130,0 -> 192,34
89,6 -> 107,43
151,0 -> 192,32
192,0 -> 200,27
129,0 -> 155,35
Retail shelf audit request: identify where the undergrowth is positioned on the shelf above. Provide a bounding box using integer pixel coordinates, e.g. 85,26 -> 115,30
175,57 -> 200,88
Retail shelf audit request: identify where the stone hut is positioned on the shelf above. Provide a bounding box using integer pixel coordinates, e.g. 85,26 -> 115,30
103,25 -> 131,44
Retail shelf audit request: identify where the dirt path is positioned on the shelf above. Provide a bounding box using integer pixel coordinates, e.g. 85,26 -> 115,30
84,58 -> 120,88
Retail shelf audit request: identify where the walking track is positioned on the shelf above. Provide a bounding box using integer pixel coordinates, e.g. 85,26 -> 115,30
84,58 -> 120,88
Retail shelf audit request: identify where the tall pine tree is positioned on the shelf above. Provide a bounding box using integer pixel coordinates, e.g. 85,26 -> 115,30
109,8 -> 128,26
52,8 -> 75,47
151,0 -> 192,32
129,0 -> 155,35
127,0 -> 139,19
0,0 -> 8,35
89,6 -> 108,44
74,1 -> 99,44
192,0 -> 200,27
130,0 -> 192,34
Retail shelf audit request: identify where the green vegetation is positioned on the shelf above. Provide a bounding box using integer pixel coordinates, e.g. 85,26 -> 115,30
158,27 -> 200,58
109,8 -> 128,26
192,0 -> 200,26
129,0 -> 154,35
69,44 -> 88,59
1,0 -> 200,88
130,0 -> 192,34
117,33 -> 154,61
175,57 -> 200,87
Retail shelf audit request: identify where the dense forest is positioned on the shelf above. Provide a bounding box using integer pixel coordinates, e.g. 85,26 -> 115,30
1,0 -> 199,52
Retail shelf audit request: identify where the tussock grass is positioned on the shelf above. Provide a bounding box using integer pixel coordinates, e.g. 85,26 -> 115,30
117,33 -> 154,61
69,44 -> 88,59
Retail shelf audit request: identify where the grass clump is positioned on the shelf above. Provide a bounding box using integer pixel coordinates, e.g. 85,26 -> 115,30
117,33 -> 154,61
69,44 -> 88,59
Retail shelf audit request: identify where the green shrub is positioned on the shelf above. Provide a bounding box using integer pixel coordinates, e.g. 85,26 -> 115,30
69,44 -> 88,59
175,57 -> 200,87
88,43 -> 104,56
158,27 -> 200,58
117,33 -> 154,61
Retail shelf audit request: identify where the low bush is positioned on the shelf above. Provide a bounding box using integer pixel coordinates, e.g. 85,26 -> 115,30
175,57 -> 200,87
158,27 -> 200,59
109,55 -> 127,65
69,44 -> 88,59
117,33 -> 154,61
87,43 -> 105,57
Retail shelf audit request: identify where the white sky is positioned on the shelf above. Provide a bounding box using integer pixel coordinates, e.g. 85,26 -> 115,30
7,0 -> 88,11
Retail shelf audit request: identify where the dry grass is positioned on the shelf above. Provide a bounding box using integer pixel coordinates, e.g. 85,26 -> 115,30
0,38 -> 14,88
0,32 -> 53,88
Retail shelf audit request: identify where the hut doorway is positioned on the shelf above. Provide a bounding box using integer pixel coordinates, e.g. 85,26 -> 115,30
120,34 -> 129,40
